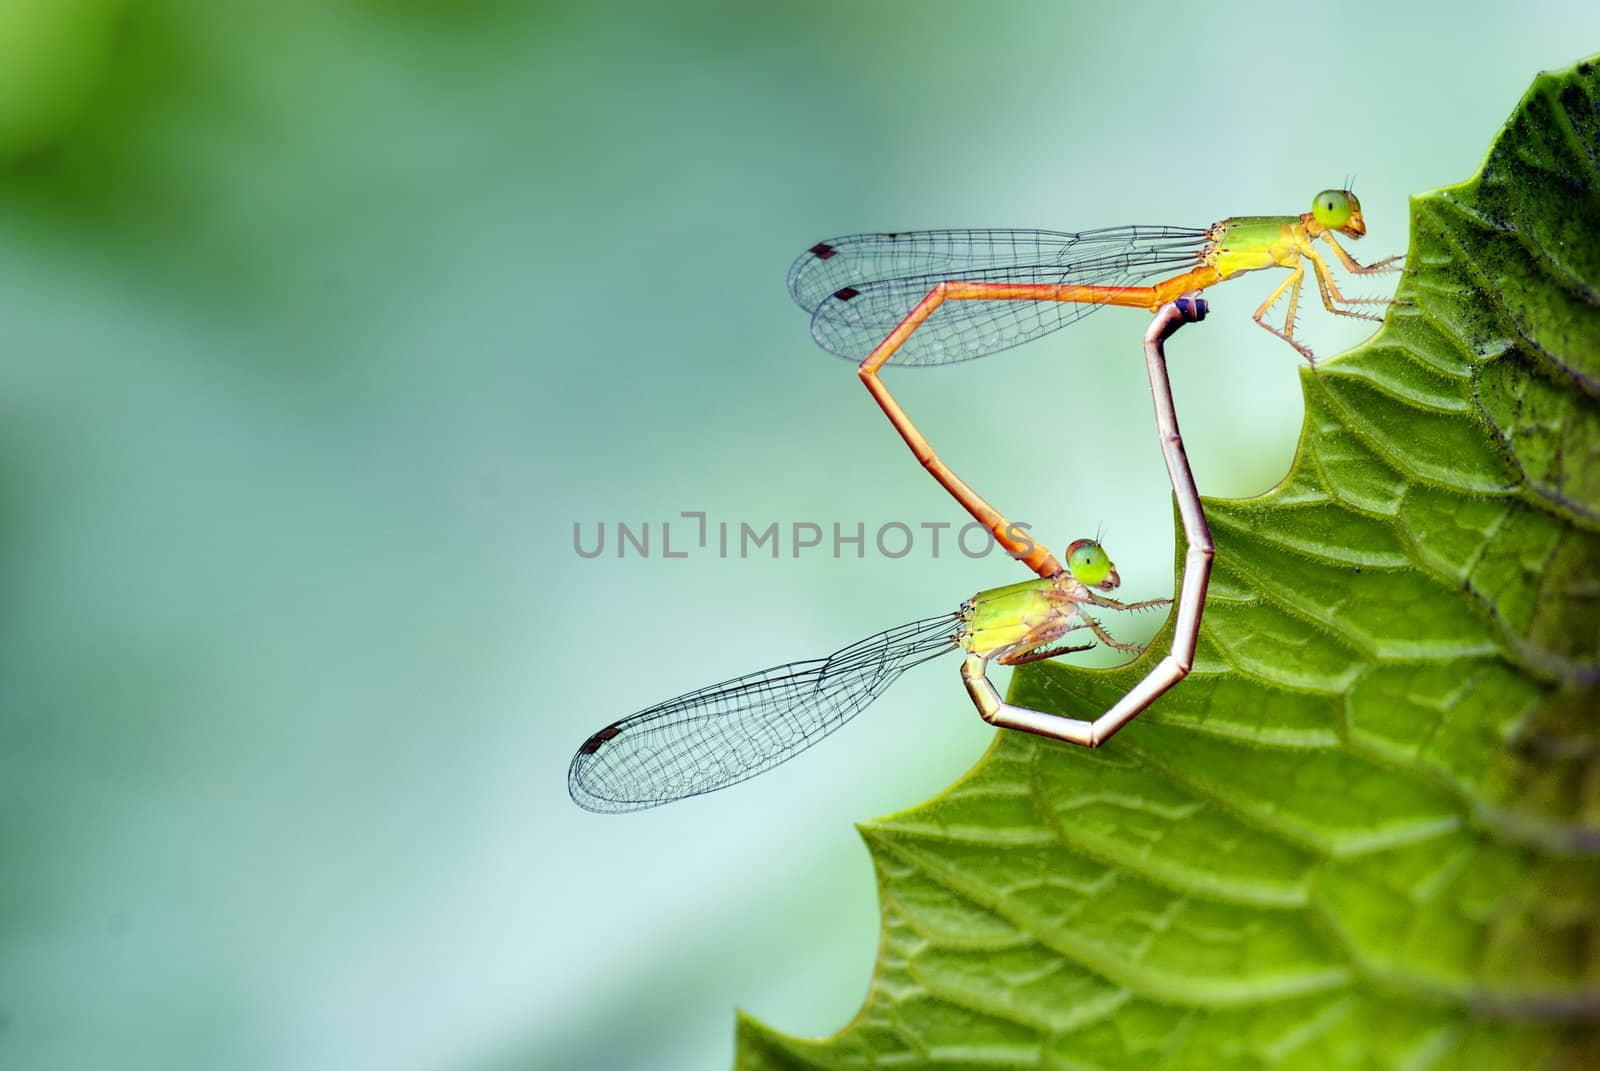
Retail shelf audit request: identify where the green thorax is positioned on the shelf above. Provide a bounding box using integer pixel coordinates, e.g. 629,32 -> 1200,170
1205,214 -> 1303,278
959,577 -> 1084,657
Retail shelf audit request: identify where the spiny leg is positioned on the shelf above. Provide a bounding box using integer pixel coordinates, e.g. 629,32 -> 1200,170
992,618 -> 1100,667
960,300 -> 1215,748
1320,231 -> 1407,275
1301,246 -> 1392,322
1309,255 -> 1385,320
1002,642 -> 1097,668
1087,617 -> 1144,654
1085,591 -> 1172,613
1252,264 -> 1316,362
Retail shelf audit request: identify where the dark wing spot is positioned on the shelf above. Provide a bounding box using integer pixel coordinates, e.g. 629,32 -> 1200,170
832,286 -> 861,302
579,725 -> 623,754
808,242 -> 838,260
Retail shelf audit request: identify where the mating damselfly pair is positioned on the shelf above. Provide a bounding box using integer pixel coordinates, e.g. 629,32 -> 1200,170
570,190 -> 1402,813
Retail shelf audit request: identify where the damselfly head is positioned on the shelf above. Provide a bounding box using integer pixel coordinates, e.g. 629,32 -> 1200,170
1064,538 -> 1120,592
1312,188 -> 1366,238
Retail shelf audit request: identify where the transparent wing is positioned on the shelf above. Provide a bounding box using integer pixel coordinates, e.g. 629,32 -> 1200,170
787,226 -> 1210,366
569,614 -> 961,813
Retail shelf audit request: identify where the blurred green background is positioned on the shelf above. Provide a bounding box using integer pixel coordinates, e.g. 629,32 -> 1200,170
2,3 -> 1596,1069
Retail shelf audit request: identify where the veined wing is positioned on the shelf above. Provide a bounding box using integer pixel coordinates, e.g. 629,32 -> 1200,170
788,226 -> 1209,366
569,614 -> 960,813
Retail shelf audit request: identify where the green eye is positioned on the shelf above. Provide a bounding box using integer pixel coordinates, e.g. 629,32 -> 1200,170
1065,539 -> 1112,587
1312,189 -> 1353,228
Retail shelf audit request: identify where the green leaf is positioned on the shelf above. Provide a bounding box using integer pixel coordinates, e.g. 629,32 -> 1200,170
736,56 -> 1600,1071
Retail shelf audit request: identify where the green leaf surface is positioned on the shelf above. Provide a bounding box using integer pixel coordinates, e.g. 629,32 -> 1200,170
736,56 -> 1600,1071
